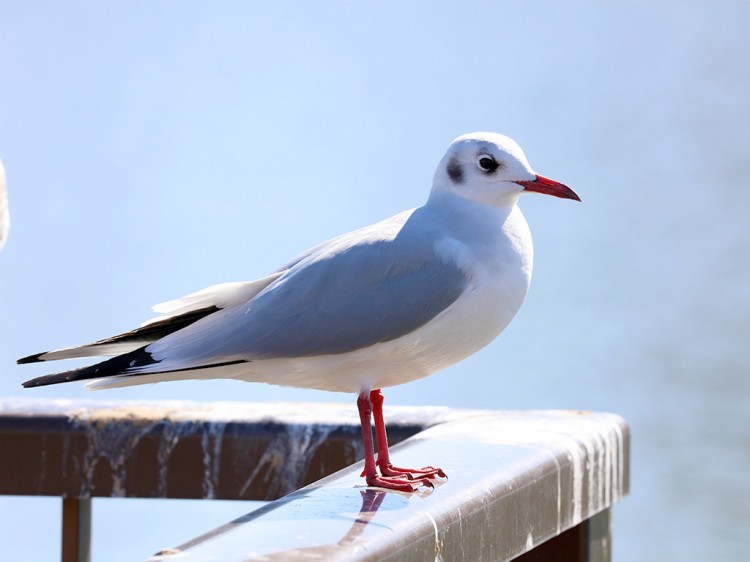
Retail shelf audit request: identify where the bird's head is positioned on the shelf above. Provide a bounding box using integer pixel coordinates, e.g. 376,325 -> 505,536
431,132 -> 580,207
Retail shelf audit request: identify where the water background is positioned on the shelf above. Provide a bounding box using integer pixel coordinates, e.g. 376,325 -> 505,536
1,2 -> 748,560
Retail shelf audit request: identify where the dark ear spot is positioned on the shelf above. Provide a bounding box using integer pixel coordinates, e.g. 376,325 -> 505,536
447,158 -> 463,184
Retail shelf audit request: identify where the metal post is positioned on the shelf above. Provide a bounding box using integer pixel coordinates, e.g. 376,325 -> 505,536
62,498 -> 91,562
587,508 -> 612,562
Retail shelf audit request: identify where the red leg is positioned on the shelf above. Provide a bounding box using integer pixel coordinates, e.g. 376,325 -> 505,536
357,391 -> 430,491
370,389 -> 446,480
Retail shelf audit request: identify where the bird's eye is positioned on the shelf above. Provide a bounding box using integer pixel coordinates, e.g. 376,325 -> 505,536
477,155 -> 499,172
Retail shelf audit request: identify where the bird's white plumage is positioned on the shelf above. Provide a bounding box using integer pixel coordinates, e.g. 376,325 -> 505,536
86,133 -> 540,392
26,133 -> 577,395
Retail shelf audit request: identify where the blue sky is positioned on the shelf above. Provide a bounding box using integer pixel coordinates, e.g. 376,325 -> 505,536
1,2 -> 749,560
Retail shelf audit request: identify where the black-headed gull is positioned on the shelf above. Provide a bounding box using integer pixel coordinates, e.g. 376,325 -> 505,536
20,133 -> 580,491
0,158 -> 8,251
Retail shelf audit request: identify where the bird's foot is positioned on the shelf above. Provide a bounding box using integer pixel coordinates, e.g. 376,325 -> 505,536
379,462 -> 447,480
364,472 -> 433,492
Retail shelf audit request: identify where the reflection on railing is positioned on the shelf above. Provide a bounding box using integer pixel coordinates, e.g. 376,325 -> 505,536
337,489 -> 388,546
1,399 -> 629,562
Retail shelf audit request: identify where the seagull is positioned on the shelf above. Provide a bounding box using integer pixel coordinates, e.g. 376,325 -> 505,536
0,158 -> 8,251
19,133 -> 580,491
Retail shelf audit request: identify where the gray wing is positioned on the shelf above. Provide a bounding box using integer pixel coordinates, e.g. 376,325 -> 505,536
240,244 -> 468,358
146,211 -> 470,365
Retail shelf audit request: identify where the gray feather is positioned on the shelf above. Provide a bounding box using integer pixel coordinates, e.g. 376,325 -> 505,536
147,209 -> 469,364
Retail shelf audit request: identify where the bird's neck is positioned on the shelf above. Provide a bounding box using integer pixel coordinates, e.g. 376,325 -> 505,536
423,190 -> 533,282
425,190 -> 518,234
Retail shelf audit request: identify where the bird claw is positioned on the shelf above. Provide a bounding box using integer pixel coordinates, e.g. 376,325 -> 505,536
379,463 -> 447,480
365,472 -> 433,492
361,463 -> 446,491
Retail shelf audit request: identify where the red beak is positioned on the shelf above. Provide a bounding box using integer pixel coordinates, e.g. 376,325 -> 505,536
515,175 -> 581,202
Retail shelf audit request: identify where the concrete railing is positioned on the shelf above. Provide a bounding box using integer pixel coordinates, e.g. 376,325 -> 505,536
0,399 -> 629,561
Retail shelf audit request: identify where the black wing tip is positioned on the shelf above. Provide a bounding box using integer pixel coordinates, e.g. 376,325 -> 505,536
22,348 -> 158,389
22,373 -> 63,388
22,367 -> 86,388
18,352 -> 47,365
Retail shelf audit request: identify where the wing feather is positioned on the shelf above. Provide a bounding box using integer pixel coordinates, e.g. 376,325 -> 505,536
145,209 -> 470,368
17,274 -> 284,363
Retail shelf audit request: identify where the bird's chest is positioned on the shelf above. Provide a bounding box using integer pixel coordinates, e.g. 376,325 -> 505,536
461,248 -> 530,339
426,225 -> 532,360
446,206 -> 530,302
